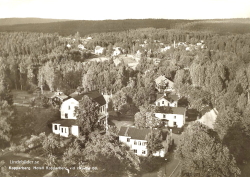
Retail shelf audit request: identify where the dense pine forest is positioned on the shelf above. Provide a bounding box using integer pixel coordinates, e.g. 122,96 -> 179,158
1,19 -> 250,176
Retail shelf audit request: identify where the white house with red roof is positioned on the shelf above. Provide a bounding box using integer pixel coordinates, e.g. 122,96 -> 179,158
52,90 -> 107,137
118,127 -> 171,157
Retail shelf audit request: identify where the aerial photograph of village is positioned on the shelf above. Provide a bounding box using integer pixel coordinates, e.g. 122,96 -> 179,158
0,0 -> 250,177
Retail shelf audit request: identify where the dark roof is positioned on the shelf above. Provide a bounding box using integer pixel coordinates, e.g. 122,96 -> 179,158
118,127 -> 128,136
155,106 -> 186,115
52,119 -> 77,127
156,93 -> 179,102
118,126 -> 159,140
51,93 -> 69,100
70,90 -> 106,106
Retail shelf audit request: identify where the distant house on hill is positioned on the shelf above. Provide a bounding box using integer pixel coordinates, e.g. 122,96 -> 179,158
52,90 -> 107,137
155,75 -> 174,92
66,44 -> 71,48
155,93 -> 179,107
118,126 -> 171,157
154,106 -> 186,128
78,44 -> 85,50
95,46 -> 104,55
160,46 -> 171,52
112,47 -> 122,56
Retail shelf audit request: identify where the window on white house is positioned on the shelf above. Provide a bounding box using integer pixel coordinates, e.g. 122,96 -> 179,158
134,149 -> 137,154
68,106 -> 70,110
168,103 -> 170,106
65,128 -> 67,133
65,113 -> 68,118
134,141 -> 137,145
142,150 -> 146,154
138,141 -> 141,146
174,122 -> 177,126
127,138 -> 130,142
61,128 -> 63,133
142,142 -> 147,146
163,114 -> 166,118
174,116 -> 176,119
54,125 -> 57,130
162,101 -> 164,104
158,102 -> 160,106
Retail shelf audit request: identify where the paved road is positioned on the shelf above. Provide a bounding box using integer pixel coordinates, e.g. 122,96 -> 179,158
142,154 -> 180,177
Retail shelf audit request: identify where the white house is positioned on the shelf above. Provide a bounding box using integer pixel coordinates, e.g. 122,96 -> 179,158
112,47 -> 122,56
155,93 -> 179,107
95,46 -> 104,55
154,106 -> 186,128
155,75 -> 174,92
160,46 -> 171,53
118,127 -> 170,157
52,90 -> 107,137
78,44 -> 85,50
66,44 -> 71,48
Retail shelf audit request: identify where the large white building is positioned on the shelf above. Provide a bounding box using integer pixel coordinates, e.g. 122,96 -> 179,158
52,90 -> 107,137
118,127 -> 171,157
154,106 -> 186,128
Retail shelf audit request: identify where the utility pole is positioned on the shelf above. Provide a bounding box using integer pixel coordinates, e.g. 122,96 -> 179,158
105,96 -> 109,133
41,74 -> 44,94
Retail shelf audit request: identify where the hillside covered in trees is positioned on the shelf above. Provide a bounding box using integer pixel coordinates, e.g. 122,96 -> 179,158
0,18 -> 73,26
0,18 -> 249,36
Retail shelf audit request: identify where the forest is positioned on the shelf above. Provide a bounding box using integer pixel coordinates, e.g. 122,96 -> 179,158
0,23 -> 250,176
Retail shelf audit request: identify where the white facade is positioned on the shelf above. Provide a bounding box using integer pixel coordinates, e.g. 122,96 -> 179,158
95,46 -> 104,55
155,97 -> 178,107
52,123 -> 79,137
60,126 -> 70,137
71,125 -> 79,136
52,123 -> 61,135
60,98 -> 79,119
155,113 -> 185,128
53,93 -> 107,137
119,136 -> 148,156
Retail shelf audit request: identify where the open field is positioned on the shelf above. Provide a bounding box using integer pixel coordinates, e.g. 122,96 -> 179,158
12,90 -> 34,105
12,105 -> 56,146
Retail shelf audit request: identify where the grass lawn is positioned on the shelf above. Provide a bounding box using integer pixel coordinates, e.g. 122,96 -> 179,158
12,105 -> 56,146
12,89 -> 35,105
